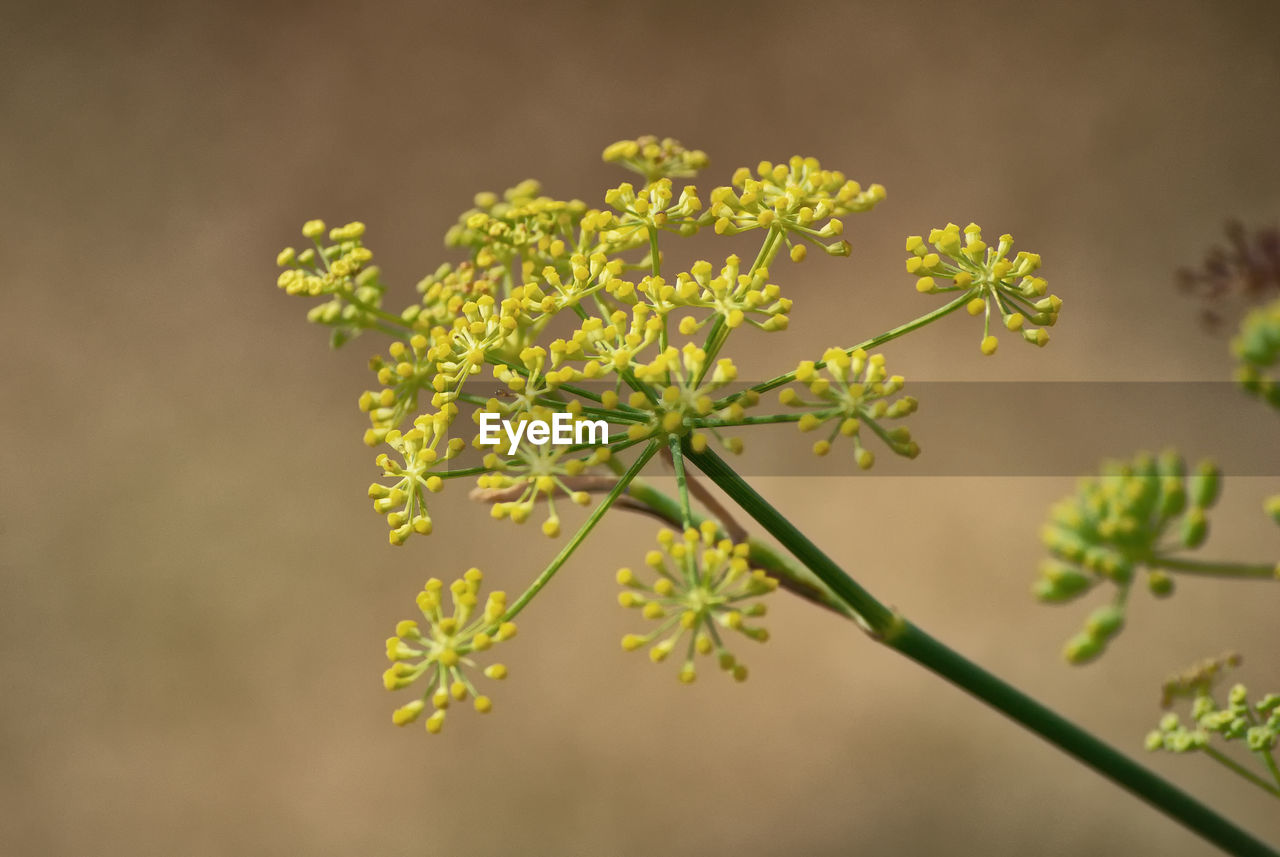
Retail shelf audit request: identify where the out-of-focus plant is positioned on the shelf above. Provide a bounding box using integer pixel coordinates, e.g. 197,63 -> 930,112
1034,451 -> 1276,664
273,136 -> 1278,856
1234,299 -> 1280,411
1146,654 -> 1280,800
1177,221 -> 1280,330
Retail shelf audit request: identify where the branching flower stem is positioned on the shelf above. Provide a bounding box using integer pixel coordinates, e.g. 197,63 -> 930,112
683,443 -> 1280,857
716,291 -> 972,408
1146,556 -> 1279,579
1204,747 -> 1280,798
698,225 -> 783,385
500,441 -> 660,622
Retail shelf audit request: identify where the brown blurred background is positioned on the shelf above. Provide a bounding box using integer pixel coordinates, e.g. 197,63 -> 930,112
2,1 -> 1279,855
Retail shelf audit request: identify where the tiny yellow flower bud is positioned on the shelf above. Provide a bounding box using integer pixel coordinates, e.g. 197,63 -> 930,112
392,700 -> 424,726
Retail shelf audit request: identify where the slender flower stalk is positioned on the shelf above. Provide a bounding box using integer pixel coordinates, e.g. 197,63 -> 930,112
684,445 -> 1279,857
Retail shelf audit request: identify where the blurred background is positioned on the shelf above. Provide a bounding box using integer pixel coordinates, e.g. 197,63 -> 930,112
3,0 -> 1279,854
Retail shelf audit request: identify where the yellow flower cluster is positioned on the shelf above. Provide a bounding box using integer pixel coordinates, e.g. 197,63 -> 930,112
277,220 -> 386,347
710,156 -> 884,260
368,411 -> 465,544
618,525 -> 776,683
779,348 -> 918,465
906,223 -> 1060,354
273,135 -> 1064,735
601,135 -> 709,183
384,569 -> 515,734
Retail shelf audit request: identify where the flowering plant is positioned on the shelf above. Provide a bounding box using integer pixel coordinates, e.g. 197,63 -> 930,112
275,136 -> 1278,855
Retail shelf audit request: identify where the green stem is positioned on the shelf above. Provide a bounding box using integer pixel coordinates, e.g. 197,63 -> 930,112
698,226 -> 782,384
649,226 -> 668,357
1259,747 -> 1280,793
340,290 -> 416,334
719,291 -> 973,407
501,441 -> 659,621
684,444 -> 1279,857
668,434 -> 693,531
1204,747 -> 1280,797
438,465 -> 489,479
693,413 -> 806,428
1148,556 -> 1278,580
683,446 -> 894,634
648,225 -> 662,278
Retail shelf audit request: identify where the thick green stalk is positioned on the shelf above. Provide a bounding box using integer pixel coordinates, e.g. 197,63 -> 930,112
684,444 -> 1279,857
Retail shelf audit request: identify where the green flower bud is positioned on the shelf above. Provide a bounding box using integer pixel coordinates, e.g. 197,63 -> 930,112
1084,604 -> 1125,640
1191,696 -> 1215,720
1156,449 -> 1186,479
1146,571 -> 1174,597
1032,560 -> 1093,602
1063,632 -> 1104,665
1180,508 -> 1208,548
1188,460 -> 1221,509
1158,478 -> 1186,518
1246,726 -> 1277,752
1265,495 -> 1280,526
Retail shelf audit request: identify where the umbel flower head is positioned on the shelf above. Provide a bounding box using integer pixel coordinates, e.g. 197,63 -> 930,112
445,179 -> 591,273
1035,450 -> 1223,664
277,220 -> 386,348
779,348 -> 918,466
709,156 -> 883,260
1232,297 -> 1280,411
906,223 -> 1060,355
271,135 -> 1068,737
383,568 -> 515,734
1145,653 -> 1280,796
667,255 -> 791,333
618,524 -> 777,683
368,410 -> 466,545
604,178 -> 704,239
602,135 -> 709,184
475,418 -> 604,539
